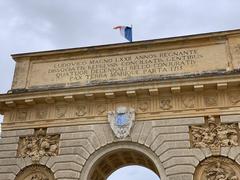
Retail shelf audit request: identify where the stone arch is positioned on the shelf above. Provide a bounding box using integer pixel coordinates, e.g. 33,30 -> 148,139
15,164 -> 54,180
79,142 -> 167,180
194,156 -> 240,180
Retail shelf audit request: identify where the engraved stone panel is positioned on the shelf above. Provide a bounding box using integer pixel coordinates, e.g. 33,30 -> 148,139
28,44 -> 227,89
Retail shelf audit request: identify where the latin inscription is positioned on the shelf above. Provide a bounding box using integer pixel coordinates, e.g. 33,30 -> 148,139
29,44 -> 227,87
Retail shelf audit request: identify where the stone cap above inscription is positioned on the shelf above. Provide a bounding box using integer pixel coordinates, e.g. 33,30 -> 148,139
10,29 -> 240,92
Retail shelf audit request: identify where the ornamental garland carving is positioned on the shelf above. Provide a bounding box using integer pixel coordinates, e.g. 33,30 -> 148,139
17,128 -> 60,162
190,116 -> 239,152
194,157 -> 240,180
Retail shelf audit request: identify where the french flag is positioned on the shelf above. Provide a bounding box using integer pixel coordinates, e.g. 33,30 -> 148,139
113,26 -> 132,42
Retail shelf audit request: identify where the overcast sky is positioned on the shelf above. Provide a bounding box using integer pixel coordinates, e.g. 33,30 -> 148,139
0,0 -> 240,179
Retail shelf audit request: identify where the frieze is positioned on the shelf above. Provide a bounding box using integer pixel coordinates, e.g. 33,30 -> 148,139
17,128 -> 60,162
4,89 -> 240,126
190,116 -> 239,154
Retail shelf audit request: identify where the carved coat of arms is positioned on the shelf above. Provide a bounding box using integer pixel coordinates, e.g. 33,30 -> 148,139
108,106 -> 135,139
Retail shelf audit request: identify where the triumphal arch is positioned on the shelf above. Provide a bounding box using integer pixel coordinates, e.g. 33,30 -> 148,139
1,29 -> 240,180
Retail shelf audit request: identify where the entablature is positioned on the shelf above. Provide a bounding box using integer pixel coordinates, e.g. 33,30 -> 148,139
1,74 -> 240,130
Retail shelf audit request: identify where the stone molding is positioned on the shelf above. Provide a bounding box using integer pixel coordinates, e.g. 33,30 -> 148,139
2,88 -> 240,130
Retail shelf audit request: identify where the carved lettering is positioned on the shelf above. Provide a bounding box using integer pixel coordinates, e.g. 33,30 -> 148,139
29,43 -> 230,88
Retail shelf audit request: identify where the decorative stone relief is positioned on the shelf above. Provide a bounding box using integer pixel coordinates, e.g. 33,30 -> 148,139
233,44 -> 240,55
194,157 -> 240,180
228,91 -> 240,105
76,104 -> 87,116
36,105 -> 48,119
108,106 -> 135,139
190,116 -> 239,154
204,94 -> 218,107
17,128 -> 60,162
182,94 -> 195,108
15,165 -> 54,180
17,109 -> 28,121
159,97 -> 172,110
96,104 -> 106,115
138,101 -> 149,112
55,103 -> 67,118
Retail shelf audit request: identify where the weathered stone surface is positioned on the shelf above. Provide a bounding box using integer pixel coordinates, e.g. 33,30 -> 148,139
0,137 -> 19,144
51,162 -> 82,173
0,144 -> 18,151
163,157 -> 199,169
46,155 -> 85,168
54,170 -> 80,179
1,129 -> 34,138
0,165 -> 20,175
220,114 -> 240,123
228,146 -> 240,160
168,174 -> 193,180
166,165 -> 195,175
152,117 -> 205,127
0,151 -> 17,158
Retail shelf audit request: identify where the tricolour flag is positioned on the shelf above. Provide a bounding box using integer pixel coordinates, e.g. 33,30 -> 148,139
113,26 -> 132,42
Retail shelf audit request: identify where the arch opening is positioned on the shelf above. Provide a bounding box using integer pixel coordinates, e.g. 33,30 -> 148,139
89,149 -> 160,180
107,165 -> 160,180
